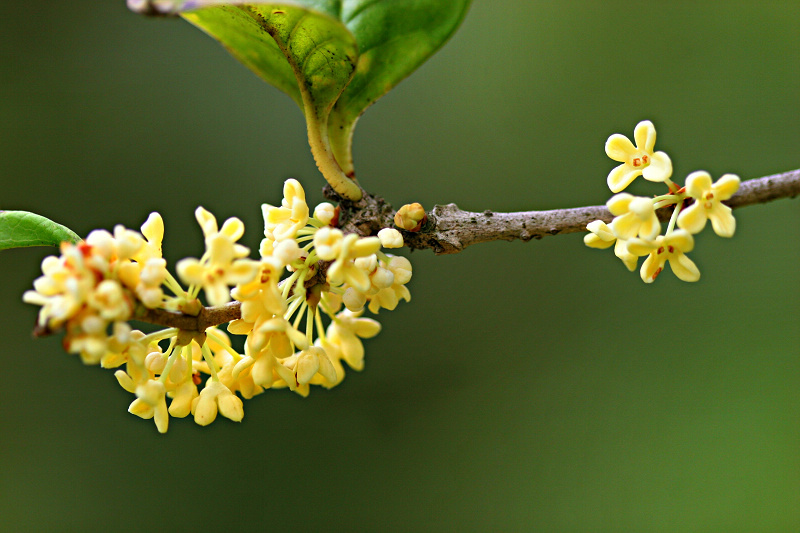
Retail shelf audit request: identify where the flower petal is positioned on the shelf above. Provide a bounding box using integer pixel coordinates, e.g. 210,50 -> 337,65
708,203 -> 736,237
713,174 -> 740,200
638,214 -> 661,241
665,229 -> 694,253
668,253 -> 700,282
677,202 -> 708,234
605,134 -> 636,162
606,193 -> 633,216
611,213 -> 638,241
626,238 -> 657,257
633,120 -> 656,153
639,253 -> 662,283
641,151 -> 672,182
607,164 -> 641,193
685,171 -> 712,199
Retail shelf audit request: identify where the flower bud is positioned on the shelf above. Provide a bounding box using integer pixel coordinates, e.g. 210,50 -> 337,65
394,203 -> 426,232
378,228 -> 404,248
314,202 -> 336,225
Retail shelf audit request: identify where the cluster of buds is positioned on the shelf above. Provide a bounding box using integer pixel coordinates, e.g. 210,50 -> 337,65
585,120 -> 740,283
23,179 -> 412,432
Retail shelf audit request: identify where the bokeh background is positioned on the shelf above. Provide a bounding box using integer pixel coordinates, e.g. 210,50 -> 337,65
1,1 -> 799,531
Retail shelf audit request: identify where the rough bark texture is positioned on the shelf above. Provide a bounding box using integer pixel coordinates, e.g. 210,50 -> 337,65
327,168 -> 800,255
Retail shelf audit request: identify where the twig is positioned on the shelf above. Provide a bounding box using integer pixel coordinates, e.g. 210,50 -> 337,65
331,168 -> 800,255
122,168 -> 800,333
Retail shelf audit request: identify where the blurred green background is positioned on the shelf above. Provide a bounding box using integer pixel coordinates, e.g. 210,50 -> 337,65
1,1 -> 799,531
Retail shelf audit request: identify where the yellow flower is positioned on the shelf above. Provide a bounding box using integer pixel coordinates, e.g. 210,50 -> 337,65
327,234 -> 381,292
133,212 -> 164,263
627,229 -> 700,283
605,120 -> 672,192
128,379 -> 169,433
583,220 -> 638,272
366,255 -> 412,313
262,179 -> 309,241
177,211 -> 260,306
606,193 -> 660,240
191,380 -> 243,426
677,171 -> 740,237
326,310 -> 381,371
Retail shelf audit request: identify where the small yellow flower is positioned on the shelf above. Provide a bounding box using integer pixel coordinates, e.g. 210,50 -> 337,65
177,220 -> 260,306
627,229 -> 700,283
583,219 -> 638,272
366,255 -> 412,313
191,380 -> 243,426
678,171 -> 740,237
327,310 -> 381,371
606,193 -> 660,241
327,234 -> 381,292
128,379 -> 169,433
262,179 -> 309,241
605,120 -> 672,193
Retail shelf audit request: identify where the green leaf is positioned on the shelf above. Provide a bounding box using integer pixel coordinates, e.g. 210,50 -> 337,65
131,0 -> 471,192
327,0 -> 472,177
0,211 -> 80,251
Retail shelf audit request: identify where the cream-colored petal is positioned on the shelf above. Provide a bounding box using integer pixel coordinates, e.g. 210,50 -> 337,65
641,151 -> 672,182
677,202 -> 708,234
586,220 -> 614,241
708,203 -> 736,237
176,258 -> 205,285
606,193 -> 633,216
141,212 -> 164,246
195,206 -> 218,237
154,401 -> 169,433
625,238 -> 657,257
685,171 -> 713,199
296,351 -> 320,384
354,317 -> 381,338
665,229 -> 694,252
317,352 -> 338,383
605,134 -> 636,162
352,237 -> 382,258
128,398 -> 154,419
345,266 -> 371,293
615,241 -> 638,272
639,253 -> 663,283
634,120 -> 656,152
205,281 -> 231,307
274,360 -> 297,390
713,174 -> 740,200
669,253 -> 700,282
638,214 -> 661,241
584,233 -> 614,249
219,217 -> 245,241
607,164 -> 641,193
207,234 -> 235,266
252,355 -> 276,387
226,260 -> 260,285
610,213 -> 639,241
217,390 -> 244,422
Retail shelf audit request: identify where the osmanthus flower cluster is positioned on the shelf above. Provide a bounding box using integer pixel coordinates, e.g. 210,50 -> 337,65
23,179 -> 412,432
585,120 -> 740,283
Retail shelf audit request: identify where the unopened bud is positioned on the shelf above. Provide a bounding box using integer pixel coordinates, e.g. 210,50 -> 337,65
314,202 -> 336,225
378,228 -> 404,248
394,203 -> 426,232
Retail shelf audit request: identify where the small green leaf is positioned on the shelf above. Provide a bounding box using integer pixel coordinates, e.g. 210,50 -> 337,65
0,211 -> 80,251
